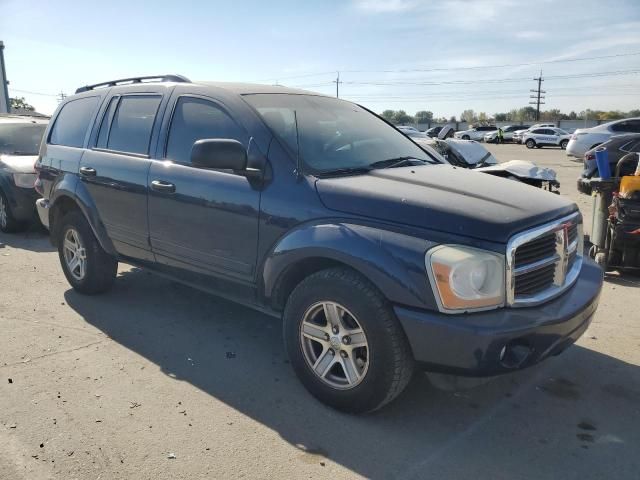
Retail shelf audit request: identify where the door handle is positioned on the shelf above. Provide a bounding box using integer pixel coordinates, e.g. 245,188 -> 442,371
151,180 -> 176,194
79,166 -> 97,177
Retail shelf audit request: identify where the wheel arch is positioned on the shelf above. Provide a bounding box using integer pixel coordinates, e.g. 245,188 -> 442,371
262,222 -> 438,312
49,183 -> 116,256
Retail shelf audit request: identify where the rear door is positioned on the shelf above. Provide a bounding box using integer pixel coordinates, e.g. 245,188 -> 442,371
80,91 -> 168,260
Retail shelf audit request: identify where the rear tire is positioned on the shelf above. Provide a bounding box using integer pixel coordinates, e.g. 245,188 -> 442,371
283,267 -> 414,413
462,135 -> 470,140
560,139 -> 569,149
0,190 -> 28,233
57,210 -> 118,294
525,139 -> 536,149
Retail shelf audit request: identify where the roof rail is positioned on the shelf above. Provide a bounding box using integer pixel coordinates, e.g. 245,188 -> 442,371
75,74 -> 191,94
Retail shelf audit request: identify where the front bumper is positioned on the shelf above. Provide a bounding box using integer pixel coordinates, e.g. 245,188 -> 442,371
2,181 -> 39,222
395,258 -> 602,376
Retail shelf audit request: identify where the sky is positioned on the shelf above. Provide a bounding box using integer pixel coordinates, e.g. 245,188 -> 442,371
1,0 -> 640,118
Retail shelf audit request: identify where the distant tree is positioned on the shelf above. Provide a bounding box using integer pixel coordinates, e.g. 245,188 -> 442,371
449,115 -> 457,123
393,110 -> 414,125
381,110 -> 395,122
10,97 -> 35,112
460,109 -> 476,123
628,109 -> 640,117
414,110 -> 433,124
494,112 -> 507,122
568,111 -> 577,120
478,112 -> 488,123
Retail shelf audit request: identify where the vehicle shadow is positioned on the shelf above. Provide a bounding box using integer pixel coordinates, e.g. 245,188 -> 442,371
0,224 -> 54,253
63,268 -> 640,479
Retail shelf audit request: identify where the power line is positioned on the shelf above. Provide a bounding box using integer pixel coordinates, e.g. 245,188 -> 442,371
256,51 -> 640,82
8,88 -> 58,97
530,71 -> 545,121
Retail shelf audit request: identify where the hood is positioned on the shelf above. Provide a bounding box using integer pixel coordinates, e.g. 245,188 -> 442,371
475,160 -> 557,181
445,139 -> 497,165
315,164 -> 576,243
0,154 -> 39,173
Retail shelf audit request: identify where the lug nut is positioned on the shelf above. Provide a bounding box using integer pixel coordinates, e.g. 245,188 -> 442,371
342,336 -> 350,345
332,326 -> 339,334
328,349 -> 335,356
340,351 -> 348,358
325,333 -> 330,341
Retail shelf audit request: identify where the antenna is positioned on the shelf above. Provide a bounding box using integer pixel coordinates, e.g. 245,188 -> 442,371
293,110 -> 302,180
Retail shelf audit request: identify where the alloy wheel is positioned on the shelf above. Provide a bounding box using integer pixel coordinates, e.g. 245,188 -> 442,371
63,228 -> 87,281
299,301 -> 369,390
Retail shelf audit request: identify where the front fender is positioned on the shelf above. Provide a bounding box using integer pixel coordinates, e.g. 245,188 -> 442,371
50,176 -> 117,256
263,222 -> 439,310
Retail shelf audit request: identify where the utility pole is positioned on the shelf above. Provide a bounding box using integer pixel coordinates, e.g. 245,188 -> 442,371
333,71 -> 342,98
57,91 -> 67,103
529,70 -> 545,121
0,41 -> 10,114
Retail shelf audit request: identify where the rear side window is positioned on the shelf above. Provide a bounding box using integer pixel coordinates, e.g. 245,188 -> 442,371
611,120 -> 640,133
165,97 -> 245,164
49,96 -> 99,147
107,95 -> 161,155
96,97 -> 119,149
531,129 -> 544,134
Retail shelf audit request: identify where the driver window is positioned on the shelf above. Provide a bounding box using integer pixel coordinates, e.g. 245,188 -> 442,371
165,97 -> 246,165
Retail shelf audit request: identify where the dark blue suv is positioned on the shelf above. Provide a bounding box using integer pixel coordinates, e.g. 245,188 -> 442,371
36,75 -> 602,413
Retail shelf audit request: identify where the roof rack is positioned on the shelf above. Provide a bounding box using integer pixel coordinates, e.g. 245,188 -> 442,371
75,74 -> 191,94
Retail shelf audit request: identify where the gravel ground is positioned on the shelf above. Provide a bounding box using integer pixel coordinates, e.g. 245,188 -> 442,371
1,144 -> 639,480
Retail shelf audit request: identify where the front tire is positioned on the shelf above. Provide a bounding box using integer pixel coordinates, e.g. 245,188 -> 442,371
525,139 -> 536,149
0,190 -> 27,233
560,139 -> 569,149
462,135 -> 470,140
57,210 -> 118,294
284,267 -> 414,413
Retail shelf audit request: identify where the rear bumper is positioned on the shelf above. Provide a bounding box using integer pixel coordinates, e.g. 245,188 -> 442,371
395,259 -> 602,376
36,198 -> 50,229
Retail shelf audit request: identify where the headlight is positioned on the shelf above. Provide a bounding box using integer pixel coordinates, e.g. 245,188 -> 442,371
426,245 -> 505,313
13,173 -> 37,188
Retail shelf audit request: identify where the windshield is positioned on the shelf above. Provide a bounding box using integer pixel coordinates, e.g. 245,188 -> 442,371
0,123 -> 47,155
243,94 -> 436,175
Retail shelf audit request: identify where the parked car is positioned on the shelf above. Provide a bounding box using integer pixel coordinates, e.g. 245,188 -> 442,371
0,115 -> 48,232
36,75 -> 602,413
426,126 -> 442,137
397,125 -> 427,138
576,133 -> 640,195
513,124 -> 554,144
566,117 -> 640,158
484,125 -> 530,143
453,125 -> 496,141
522,127 -> 571,149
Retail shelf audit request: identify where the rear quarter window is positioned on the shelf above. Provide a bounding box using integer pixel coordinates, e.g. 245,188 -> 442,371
49,96 -> 100,148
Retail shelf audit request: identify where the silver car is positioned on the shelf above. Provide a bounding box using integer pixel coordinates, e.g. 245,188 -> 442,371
453,125 -> 496,141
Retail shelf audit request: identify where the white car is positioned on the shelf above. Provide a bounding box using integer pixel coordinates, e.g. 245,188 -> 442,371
522,127 -> 571,149
453,125 -> 496,141
483,125 -> 531,143
566,117 -> 640,158
397,125 -> 427,138
512,124 -> 554,144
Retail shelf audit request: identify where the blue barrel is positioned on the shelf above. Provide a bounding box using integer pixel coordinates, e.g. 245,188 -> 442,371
595,147 -> 611,179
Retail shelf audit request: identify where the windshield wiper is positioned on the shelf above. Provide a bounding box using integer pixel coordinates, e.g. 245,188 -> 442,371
317,166 -> 373,177
369,156 -> 434,169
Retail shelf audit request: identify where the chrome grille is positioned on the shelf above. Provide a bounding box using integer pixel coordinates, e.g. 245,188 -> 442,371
507,212 -> 583,307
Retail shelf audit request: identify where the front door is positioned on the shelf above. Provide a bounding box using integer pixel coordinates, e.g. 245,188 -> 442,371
147,95 -> 260,283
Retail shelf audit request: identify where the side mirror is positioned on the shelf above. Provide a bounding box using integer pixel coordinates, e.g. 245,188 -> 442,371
191,139 -> 248,171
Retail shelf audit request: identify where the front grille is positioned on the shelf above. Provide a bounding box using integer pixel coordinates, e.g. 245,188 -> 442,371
507,213 -> 583,306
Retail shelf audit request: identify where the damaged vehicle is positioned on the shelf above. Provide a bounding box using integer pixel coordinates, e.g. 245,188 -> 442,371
37,76 -> 600,413
413,136 -> 560,192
